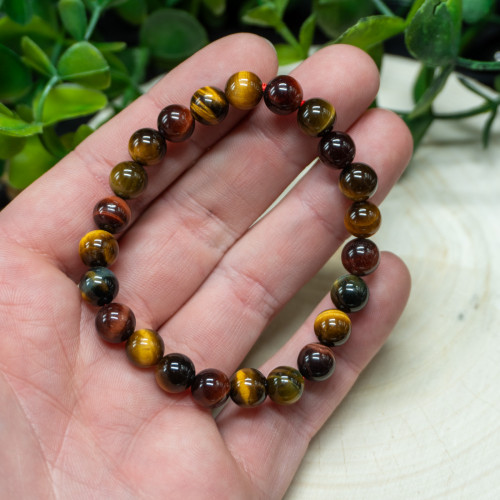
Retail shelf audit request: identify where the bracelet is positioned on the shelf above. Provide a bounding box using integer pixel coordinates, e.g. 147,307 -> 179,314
78,71 -> 381,410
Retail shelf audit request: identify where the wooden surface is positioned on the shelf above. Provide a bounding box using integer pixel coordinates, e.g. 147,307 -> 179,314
253,56 -> 500,499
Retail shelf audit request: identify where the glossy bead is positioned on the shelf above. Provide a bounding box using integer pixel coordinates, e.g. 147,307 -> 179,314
191,368 -> 230,409
297,343 -> 336,381
157,104 -> 195,142
297,98 -> 336,136
93,196 -> 131,234
342,238 -> 380,276
314,309 -> 352,347
263,75 -> 303,115
344,201 -> 381,237
230,368 -> 267,408
331,274 -> 369,313
126,329 -> 164,368
155,353 -> 195,393
225,71 -> 263,110
128,128 -> 166,166
318,131 -> 355,169
109,161 -> 148,199
266,366 -> 304,405
79,267 -> 119,306
79,229 -> 118,267
339,162 -> 378,201
190,86 -> 229,125
95,302 -> 135,343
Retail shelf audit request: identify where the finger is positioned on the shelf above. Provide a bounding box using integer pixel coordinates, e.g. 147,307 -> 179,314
218,253 -> 411,499
158,109 -> 413,370
0,33 -> 278,273
101,44 -> 380,327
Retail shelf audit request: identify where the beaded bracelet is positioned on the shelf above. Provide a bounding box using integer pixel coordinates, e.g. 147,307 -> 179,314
78,71 -> 381,410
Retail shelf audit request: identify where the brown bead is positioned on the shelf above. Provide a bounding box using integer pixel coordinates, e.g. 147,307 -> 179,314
263,75 -> 303,115
155,353 -> 196,393
339,162 -> 378,201
157,104 -> 195,142
266,366 -> 304,405
225,71 -> 263,110
297,98 -> 336,136
318,131 -> 355,169
95,303 -> 136,343
342,238 -> 380,276
191,368 -> 230,409
230,368 -> 267,408
314,309 -> 352,347
79,230 -> 118,267
297,343 -> 336,381
190,86 -> 229,125
93,196 -> 131,234
344,201 -> 381,237
109,161 -> 148,199
128,128 -> 166,166
126,329 -> 164,368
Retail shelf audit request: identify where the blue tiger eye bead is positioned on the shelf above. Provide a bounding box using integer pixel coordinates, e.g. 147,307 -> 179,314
330,274 -> 369,313
79,267 -> 119,306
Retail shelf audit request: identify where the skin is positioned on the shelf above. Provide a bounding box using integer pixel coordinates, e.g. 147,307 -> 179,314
0,34 -> 412,499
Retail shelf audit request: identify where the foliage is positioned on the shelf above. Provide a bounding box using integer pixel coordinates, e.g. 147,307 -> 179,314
0,0 -> 499,193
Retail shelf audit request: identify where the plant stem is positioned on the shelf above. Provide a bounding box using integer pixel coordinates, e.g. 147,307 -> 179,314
276,21 -> 301,51
371,0 -> 395,16
34,75 -> 59,123
433,102 -> 498,120
85,5 -> 102,41
457,57 -> 500,71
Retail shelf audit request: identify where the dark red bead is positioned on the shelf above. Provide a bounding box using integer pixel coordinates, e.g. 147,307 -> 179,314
191,369 -> 230,409
342,238 -> 380,276
157,104 -> 195,142
93,196 -> 131,234
95,303 -> 136,343
297,343 -> 336,381
318,131 -> 355,169
263,75 -> 303,115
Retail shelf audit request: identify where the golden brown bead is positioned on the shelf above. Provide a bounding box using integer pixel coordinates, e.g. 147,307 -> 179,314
157,104 -> 195,142
339,162 -> 378,201
126,329 -> 164,368
297,98 -> 336,136
79,230 -> 118,267
109,161 -> 148,199
93,196 -> 131,234
266,366 -> 304,405
230,368 -> 267,408
190,86 -> 229,125
191,369 -> 230,409
225,71 -> 263,110
314,309 -> 352,347
344,201 -> 381,237
128,128 -> 166,166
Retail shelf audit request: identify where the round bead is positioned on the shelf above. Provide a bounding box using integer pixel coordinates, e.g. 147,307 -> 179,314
331,274 -> 369,313
126,329 -> 164,368
342,238 -> 380,276
263,75 -> 303,115
190,86 -> 229,125
297,98 -> 336,136
157,104 -> 195,142
79,230 -> 118,267
344,201 -> 381,237
266,366 -> 304,405
225,71 -> 263,110
318,131 -> 355,169
314,309 -> 352,347
79,267 -> 119,306
109,161 -> 148,199
297,343 -> 336,381
128,128 -> 166,166
229,368 -> 267,408
191,368 -> 230,409
93,196 -> 131,234
339,162 -> 378,201
95,302 -> 135,343
155,353 -> 196,393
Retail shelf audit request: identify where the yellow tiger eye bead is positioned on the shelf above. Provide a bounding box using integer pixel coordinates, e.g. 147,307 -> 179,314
79,230 -> 118,267
314,309 -> 351,346
230,368 -> 267,408
267,366 -> 304,405
190,86 -> 229,125
126,329 -> 164,367
297,98 -> 336,136
225,71 -> 263,110
344,201 -> 381,237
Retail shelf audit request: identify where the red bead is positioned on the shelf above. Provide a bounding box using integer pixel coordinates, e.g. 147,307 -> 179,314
318,131 -> 355,169
297,343 -> 336,381
263,75 -> 303,115
341,238 -> 380,276
93,196 -> 131,234
191,369 -> 230,409
157,104 -> 195,142
95,303 -> 136,343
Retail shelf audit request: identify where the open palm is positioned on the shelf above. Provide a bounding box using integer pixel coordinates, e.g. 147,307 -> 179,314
0,34 -> 412,499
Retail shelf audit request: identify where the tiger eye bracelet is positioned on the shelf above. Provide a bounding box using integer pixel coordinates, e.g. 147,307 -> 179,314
78,71 -> 381,410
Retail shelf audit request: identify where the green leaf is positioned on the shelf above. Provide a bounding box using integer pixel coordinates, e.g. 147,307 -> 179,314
365,41 -> 384,70
93,41 -> 127,52
462,0 -> 494,23
33,83 -> 107,125
103,51 -> 130,97
15,104 -> 34,122
0,114 -> 43,137
57,41 -> 111,89
72,123 -> 93,147
3,0 -> 34,25
0,103 -> 14,117
482,107 -> 498,147
140,9 -> 208,67
0,44 -> 32,101
0,134 -> 26,159
241,4 -> 281,28
0,15 -> 57,46
40,126 -> 69,159
403,110 -> 434,149
115,0 -> 148,25
202,0 -> 225,16
21,36 -> 57,77
456,57 -> 500,72
494,75 -> 500,93
405,0 -> 462,67
299,14 -> 316,56
8,135 -> 58,189
274,0 -> 289,18
413,65 -> 435,103
334,15 -> 406,50
275,43 -> 304,65
58,0 -> 88,41
406,0 -> 426,23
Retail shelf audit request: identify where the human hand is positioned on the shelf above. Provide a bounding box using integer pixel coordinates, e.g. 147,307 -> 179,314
0,34 -> 412,499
